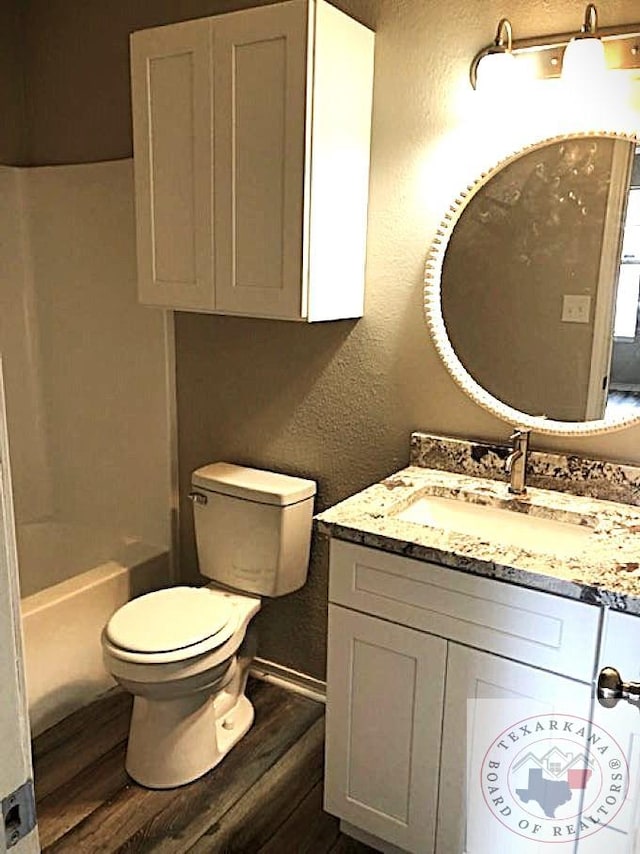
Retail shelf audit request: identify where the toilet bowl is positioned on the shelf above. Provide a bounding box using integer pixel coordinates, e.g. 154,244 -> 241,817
103,586 -> 261,788
102,463 -> 316,789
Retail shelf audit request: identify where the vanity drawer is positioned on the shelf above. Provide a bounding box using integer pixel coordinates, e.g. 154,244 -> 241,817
329,540 -> 600,682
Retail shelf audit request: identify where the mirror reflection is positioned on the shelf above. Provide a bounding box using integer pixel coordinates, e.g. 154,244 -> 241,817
441,134 -> 640,424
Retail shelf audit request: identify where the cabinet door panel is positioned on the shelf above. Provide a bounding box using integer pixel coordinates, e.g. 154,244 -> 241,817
213,2 -> 308,319
130,20 -> 213,308
582,611 -> 640,854
574,698 -> 640,854
325,605 -> 446,854
439,644 -> 592,854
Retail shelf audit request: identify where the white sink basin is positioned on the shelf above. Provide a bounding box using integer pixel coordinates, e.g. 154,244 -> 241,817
396,494 -> 593,556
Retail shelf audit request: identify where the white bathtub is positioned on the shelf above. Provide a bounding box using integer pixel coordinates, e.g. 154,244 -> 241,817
18,521 -> 171,735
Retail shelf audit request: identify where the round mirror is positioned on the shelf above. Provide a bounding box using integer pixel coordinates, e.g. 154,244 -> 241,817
425,131 -> 640,436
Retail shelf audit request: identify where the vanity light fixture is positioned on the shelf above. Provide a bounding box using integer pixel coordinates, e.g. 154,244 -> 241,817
470,3 -> 640,90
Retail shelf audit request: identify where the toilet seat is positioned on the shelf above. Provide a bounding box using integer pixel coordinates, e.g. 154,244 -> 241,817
104,587 -> 241,665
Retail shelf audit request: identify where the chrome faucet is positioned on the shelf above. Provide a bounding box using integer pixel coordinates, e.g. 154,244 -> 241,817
504,429 -> 530,495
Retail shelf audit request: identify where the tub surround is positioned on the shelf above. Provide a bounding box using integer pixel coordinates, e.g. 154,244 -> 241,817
316,432 -> 640,613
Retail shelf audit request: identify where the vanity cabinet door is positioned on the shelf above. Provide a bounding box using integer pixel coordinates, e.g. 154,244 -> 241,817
582,610 -> 640,854
437,643 -> 593,854
582,696 -> 640,854
325,604 -> 446,854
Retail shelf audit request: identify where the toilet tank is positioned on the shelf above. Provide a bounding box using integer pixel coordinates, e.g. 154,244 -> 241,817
190,463 -> 317,596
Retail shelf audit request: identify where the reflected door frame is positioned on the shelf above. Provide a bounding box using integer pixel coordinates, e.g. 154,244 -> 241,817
586,141 -> 636,419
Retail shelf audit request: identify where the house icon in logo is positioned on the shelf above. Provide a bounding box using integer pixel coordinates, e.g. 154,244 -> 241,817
513,746 -> 594,781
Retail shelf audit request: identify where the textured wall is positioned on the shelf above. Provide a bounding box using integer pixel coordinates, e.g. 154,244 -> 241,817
16,0 -> 640,679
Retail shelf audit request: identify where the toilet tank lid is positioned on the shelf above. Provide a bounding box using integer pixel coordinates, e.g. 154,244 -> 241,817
191,463 -> 316,506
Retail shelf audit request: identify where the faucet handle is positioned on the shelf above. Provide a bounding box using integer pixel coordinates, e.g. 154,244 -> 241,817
509,429 -> 531,452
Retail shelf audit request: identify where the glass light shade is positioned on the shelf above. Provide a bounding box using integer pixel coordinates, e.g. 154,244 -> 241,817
561,36 -> 607,86
475,50 -> 517,92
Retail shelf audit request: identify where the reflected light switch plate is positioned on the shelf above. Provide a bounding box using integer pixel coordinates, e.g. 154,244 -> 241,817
561,294 -> 591,323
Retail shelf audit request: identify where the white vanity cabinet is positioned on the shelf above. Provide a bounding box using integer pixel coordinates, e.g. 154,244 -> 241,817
325,540 -> 602,854
130,0 -> 374,320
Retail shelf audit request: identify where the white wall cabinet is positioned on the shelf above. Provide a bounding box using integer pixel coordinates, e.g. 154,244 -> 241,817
325,540 -> 607,854
130,0 -> 374,321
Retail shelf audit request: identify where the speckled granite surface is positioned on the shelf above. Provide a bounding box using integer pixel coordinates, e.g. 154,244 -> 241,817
410,432 -> 640,505
316,434 -> 640,614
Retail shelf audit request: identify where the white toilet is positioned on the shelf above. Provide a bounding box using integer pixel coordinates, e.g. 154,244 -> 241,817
102,462 -> 316,789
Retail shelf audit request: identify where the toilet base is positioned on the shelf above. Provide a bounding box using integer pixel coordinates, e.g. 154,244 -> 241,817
125,658 -> 254,789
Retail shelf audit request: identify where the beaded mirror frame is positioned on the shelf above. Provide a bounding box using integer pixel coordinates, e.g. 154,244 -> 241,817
424,130 -> 640,436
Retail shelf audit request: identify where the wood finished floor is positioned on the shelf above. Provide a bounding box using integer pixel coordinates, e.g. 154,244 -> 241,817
32,678 -> 376,854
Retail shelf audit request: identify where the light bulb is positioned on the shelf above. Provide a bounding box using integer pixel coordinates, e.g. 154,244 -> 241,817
562,35 -> 607,86
475,51 -> 517,92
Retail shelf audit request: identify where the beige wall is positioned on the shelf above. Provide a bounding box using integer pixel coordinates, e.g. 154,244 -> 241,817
13,0 -> 640,679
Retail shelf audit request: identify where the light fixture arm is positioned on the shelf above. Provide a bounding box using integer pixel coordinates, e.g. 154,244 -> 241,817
583,3 -> 598,35
495,18 -> 513,50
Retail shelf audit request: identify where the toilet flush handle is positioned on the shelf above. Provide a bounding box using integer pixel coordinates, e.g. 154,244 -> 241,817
188,491 -> 208,506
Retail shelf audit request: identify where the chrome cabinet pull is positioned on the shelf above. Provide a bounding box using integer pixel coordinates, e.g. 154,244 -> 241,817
597,666 -> 640,709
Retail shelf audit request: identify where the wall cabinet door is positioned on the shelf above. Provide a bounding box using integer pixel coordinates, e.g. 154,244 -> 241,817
212,2 -> 307,319
130,19 -> 214,310
130,0 -> 374,320
324,605 -> 446,854
438,643 -> 593,854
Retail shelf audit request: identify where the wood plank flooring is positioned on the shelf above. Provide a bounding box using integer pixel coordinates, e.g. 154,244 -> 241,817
32,678 -> 376,854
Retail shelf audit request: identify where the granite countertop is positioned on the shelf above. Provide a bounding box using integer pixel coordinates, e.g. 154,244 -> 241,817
315,433 -> 640,615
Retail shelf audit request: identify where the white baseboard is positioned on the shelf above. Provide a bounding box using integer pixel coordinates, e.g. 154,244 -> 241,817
249,657 -> 326,704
